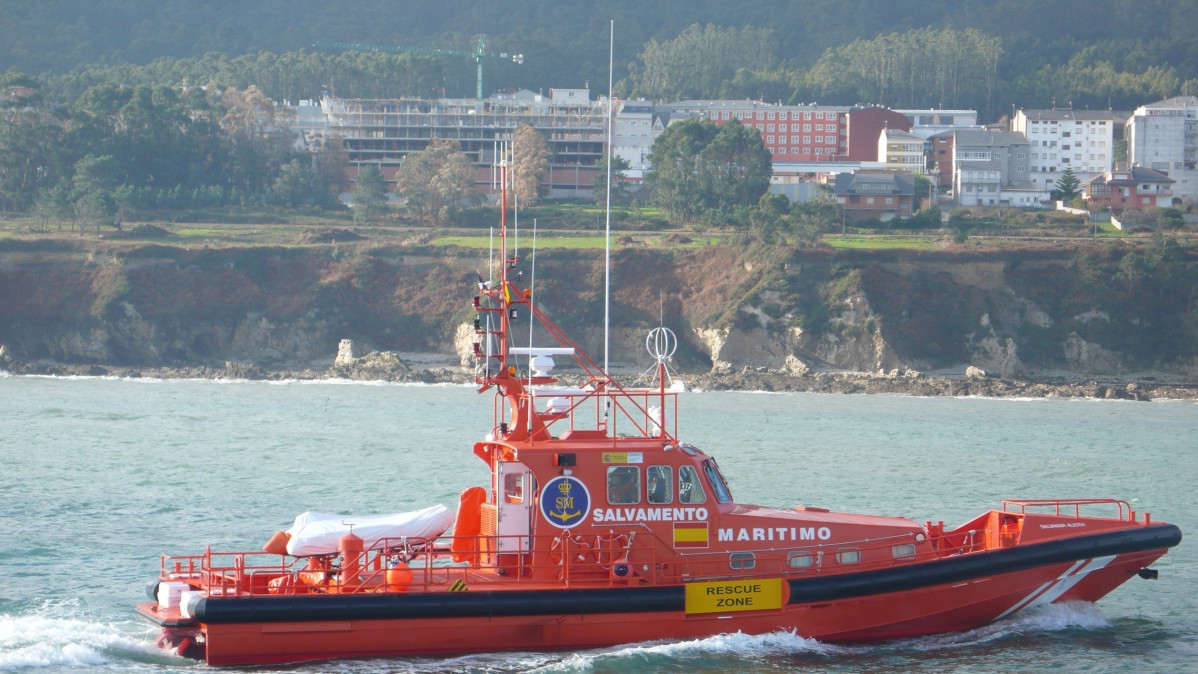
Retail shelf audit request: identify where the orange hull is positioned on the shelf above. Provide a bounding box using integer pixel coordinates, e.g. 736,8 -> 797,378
139,526 -> 1176,665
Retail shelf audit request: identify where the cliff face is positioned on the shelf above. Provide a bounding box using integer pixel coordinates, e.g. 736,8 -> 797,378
1,240 -> 1194,379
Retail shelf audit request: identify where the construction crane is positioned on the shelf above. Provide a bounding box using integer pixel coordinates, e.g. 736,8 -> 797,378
313,36 -> 523,100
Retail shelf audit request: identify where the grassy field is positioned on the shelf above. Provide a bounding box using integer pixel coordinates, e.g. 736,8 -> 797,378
1,207 -> 1188,253
431,233 -> 721,250
822,234 -> 940,251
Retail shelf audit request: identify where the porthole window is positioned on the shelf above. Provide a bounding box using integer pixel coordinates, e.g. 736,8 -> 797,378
892,543 -> 916,559
787,551 -> 813,569
730,552 -> 756,570
836,548 -> 860,565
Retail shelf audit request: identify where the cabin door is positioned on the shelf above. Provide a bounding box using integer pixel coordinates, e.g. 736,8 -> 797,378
496,461 -> 534,553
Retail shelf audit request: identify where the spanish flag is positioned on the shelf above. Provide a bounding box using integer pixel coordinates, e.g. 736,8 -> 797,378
673,522 -> 709,549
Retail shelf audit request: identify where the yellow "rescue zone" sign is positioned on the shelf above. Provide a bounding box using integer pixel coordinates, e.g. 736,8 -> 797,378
684,578 -> 784,614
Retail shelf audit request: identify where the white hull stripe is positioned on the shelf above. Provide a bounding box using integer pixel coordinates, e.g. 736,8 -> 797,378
996,555 -> 1117,620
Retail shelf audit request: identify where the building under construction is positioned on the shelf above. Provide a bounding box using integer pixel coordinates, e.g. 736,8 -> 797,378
321,88 -> 609,199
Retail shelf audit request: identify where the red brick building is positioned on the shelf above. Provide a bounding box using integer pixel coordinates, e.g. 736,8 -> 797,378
1084,167 -> 1175,210
928,132 -> 955,187
842,107 -> 912,161
657,101 -> 848,163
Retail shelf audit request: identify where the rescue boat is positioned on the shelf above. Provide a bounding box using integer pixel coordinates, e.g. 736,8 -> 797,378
137,167 -> 1181,666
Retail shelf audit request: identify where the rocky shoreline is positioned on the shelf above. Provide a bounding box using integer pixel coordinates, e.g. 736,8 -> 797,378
5,353 -> 1196,401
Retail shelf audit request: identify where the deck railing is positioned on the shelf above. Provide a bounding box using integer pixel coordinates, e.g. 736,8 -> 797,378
158,523 -> 971,599
1002,498 -> 1137,521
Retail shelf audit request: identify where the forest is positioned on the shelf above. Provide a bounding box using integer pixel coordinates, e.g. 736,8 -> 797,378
3,0 -> 1198,117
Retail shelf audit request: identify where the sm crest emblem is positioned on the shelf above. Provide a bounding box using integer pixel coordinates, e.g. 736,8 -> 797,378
539,476 -> 590,529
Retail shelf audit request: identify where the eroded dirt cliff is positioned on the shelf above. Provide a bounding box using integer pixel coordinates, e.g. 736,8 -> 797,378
1,239 -> 1195,383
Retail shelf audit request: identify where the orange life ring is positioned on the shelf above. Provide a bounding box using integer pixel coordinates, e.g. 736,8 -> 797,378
549,533 -> 592,565
592,533 -> 631,567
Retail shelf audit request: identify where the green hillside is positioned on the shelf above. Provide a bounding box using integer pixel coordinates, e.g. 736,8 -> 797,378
3,0 -> 1198,118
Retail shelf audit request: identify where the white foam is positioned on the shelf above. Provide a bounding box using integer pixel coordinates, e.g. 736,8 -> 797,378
523,630 -> 835,672
523,603 -> 1110,671
836,601 -> 1111,656
0,613 -> 158,670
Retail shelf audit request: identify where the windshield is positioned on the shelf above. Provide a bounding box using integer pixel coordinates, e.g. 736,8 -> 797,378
703,459 -> 732,504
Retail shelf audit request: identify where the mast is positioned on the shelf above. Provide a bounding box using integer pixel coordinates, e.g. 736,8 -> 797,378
603,18 -> 614,378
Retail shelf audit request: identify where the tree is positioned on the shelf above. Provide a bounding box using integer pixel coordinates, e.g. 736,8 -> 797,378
786,201 -> 839,246
393,139 -> 474,223
647,118 -> 772,225
30,182 -> 72,231
352,164 -> 388,225
428,148 -> 475,222
1052,167 -> 1082,202
749,192 -> 790,243
73,189 -> 112,233
0,119 -> 66,212
592,153 -> 631,206
913,175 -> 934,211
1157,207 -> 1185,230
311,134 -> 350,208
628,24 -> 776,102
271,158 -> 314,207
510,124 -> 549,207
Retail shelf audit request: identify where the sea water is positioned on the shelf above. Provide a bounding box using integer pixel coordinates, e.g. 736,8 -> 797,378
1,374 -> 1195,673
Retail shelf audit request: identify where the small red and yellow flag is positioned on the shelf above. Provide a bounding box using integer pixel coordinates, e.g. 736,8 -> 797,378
673,522 -> 709,549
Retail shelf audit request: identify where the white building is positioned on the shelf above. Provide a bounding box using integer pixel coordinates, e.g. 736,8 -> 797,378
1125,95 -> 1198,204
895,108 -> 980,139
612,100 -> 657,180
952,130 -> 1046,207
1012,108 -> 1115,192
878,128 -> 926,173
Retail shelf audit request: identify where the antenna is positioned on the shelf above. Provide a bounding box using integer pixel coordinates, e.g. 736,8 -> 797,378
527,217 -> 538,432
603,19 -> 614,377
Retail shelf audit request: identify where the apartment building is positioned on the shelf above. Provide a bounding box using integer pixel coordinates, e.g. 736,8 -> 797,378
952,130 -> 1046,207
656,100 -> 850,162
1125,95 -> 1198,203
611,100 -> 658,181
1012,108 -> 1115,191
321,87 -> 608,198
895,109 -> 980,139
878,128 -> 926,173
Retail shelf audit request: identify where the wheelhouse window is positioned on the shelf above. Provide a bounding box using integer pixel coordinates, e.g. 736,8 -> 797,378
678,465 -> 707,504
606,466 -> 640,504
647,465 -> 672,504
703,460 -> 732,503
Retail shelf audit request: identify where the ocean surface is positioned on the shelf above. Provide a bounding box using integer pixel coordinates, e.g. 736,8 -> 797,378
1,373 -> 1195,673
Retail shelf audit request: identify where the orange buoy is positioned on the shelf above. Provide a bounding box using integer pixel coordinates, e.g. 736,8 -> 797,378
385,560 -> 413,591
262,530 -> 291,555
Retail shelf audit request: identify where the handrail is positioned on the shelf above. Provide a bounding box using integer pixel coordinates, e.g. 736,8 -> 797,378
158,524 -> 961,599
1002,498 -> 1133,521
